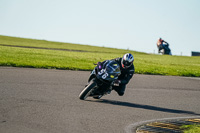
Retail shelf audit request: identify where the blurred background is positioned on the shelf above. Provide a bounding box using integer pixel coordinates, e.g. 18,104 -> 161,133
0,0 -> 200,56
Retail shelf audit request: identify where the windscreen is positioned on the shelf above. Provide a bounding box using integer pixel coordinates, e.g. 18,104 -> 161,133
105,61 -> 121,76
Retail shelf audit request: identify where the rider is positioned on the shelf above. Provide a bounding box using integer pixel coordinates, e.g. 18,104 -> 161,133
111,53 -> 135,96
157,38 -> 168,53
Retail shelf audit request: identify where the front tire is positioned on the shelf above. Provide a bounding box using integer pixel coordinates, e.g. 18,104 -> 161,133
79,81 -> 97,100
162,49 -> 165,55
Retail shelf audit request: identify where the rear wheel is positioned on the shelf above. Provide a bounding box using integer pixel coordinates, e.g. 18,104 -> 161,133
93,95 -> 103,99
79,81 -> 97,100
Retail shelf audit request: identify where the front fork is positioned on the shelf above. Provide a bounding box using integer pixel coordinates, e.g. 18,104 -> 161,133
88,68 -> 113,96
88,69 -> 96,82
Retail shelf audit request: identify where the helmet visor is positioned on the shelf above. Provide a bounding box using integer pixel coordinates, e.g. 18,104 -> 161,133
122,60 -> 132,68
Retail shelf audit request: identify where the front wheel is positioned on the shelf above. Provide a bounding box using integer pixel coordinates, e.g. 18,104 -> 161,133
161,49 -> 165,55
79,81 -> 97,100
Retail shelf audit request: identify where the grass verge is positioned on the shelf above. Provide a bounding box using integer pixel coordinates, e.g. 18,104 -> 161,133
0,35 -> 200,77
181,124 -> 200,133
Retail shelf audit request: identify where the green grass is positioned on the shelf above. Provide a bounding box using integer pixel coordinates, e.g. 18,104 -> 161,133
181,124 -> 200,133
0,35 -> 132,54
0,35 -> 200,77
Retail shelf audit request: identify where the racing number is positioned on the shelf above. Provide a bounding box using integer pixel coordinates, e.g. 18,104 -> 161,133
98,69 -> 108,79
102,73 -> 108,79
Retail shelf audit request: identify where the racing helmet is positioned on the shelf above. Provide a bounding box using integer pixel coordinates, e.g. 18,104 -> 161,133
121,53 -> 134,69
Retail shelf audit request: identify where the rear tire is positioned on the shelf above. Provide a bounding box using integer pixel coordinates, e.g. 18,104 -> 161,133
79,81 -> 97,100
93,95 -> 103,99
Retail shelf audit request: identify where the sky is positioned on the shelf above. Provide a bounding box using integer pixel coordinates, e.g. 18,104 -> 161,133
0,0 -> 200,56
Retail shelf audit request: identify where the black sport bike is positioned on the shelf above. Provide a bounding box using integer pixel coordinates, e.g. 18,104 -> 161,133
79,60 -> 121,100
159,42 -> 172,55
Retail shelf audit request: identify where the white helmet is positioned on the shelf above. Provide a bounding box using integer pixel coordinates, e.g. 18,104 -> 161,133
121,53 -> 134,69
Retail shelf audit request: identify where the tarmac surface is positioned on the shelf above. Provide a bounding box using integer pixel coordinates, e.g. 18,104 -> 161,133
0,67 -> 200,133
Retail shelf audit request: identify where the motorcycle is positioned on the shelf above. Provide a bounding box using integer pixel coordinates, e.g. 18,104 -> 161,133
159,42 -> 172,55
79,60 -> 121,100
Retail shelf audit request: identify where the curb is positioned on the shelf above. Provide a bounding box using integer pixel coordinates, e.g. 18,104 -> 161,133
125,116 -> 200,133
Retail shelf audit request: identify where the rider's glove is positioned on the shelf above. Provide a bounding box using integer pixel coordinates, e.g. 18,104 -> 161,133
113,80 -> 121,86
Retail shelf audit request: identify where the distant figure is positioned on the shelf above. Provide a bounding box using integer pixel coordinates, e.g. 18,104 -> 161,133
157,38 -> 168,52
156,38 -> 172,55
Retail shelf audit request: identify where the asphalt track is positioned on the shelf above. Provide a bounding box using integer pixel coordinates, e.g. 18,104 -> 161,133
0,67 -> 200,133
